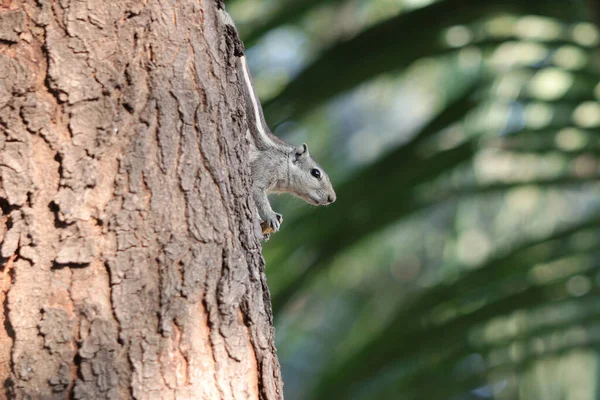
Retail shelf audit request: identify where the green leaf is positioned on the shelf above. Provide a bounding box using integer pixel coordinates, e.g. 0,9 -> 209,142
308,215 -> 600,399
263,0 -> 578,122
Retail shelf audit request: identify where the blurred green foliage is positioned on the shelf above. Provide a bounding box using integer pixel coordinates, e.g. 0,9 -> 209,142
230,0 -> 600,398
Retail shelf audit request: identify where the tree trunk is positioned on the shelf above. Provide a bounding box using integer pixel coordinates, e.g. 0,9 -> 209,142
0,0 -> 283,399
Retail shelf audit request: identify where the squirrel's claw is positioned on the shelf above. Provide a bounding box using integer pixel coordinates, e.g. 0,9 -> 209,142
266,213 -> 281,232
260,212 -> 283,240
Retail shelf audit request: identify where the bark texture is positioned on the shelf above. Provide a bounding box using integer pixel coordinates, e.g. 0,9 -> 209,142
0,0 -> 283,399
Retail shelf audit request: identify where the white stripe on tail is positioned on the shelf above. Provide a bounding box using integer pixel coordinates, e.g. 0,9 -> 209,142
240,56 -> 279,149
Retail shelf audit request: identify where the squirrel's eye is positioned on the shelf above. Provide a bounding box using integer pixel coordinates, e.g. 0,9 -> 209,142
310,168 -> 321,179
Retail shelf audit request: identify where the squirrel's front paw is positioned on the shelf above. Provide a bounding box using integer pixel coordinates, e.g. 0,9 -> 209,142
261,212 -> 283,240
266,212 -> 282,232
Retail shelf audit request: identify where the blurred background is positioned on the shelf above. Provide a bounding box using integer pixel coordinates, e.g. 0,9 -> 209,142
229,0 -> 600,399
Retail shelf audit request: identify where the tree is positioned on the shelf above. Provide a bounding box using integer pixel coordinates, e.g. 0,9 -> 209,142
0,0 -> 282,398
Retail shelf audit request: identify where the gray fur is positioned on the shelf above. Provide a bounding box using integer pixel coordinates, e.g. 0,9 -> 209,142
238,56 -> 336,239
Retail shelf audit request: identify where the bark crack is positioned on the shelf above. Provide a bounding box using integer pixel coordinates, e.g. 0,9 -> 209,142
103,261 -> 125,347
1,255 -> 16,399
202,294 -> 226,399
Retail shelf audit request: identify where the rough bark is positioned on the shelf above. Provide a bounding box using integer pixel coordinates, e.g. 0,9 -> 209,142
0,0 -> 283,399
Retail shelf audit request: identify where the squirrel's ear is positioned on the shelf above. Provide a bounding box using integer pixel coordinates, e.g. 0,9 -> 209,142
295,143 -> 309,159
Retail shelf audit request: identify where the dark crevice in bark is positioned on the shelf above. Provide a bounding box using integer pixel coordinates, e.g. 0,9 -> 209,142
157,254 -> 166,336
102,254 -> 128,393
48,201 -> 69,229
122,101 -> 134,114
73,353 -> 83,378
53,152 -> 63,181
2,264 -> 16,400
67,352 -> 84,400
124,10 -> 140,19
202,295 -> 225,398
0,198 -> 17,217
26,192 -> 33,208
240,300 -> 253,327
41,43 -> 66,105
2,272 -> 15,342
103,261 -> 121,339
48,151 -> 70,228
51,262 -> 89,270
3,377 -> 15,399
224,24 -> 245,57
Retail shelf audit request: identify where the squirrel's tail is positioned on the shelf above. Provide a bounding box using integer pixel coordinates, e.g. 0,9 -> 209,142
238,56 -> 288,151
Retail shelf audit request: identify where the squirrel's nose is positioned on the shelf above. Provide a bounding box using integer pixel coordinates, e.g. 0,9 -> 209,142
327,194 -> 336,204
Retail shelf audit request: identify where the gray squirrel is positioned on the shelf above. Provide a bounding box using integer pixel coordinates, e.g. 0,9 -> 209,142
217,6 -> 336,240
237,56 -> 336,240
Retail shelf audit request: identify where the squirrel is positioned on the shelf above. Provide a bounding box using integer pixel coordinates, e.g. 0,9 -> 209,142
237,56 -> 336,240
217,6 -> 336,240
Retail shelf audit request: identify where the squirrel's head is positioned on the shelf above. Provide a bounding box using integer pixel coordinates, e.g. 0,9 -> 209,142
288,143 -> 336,206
